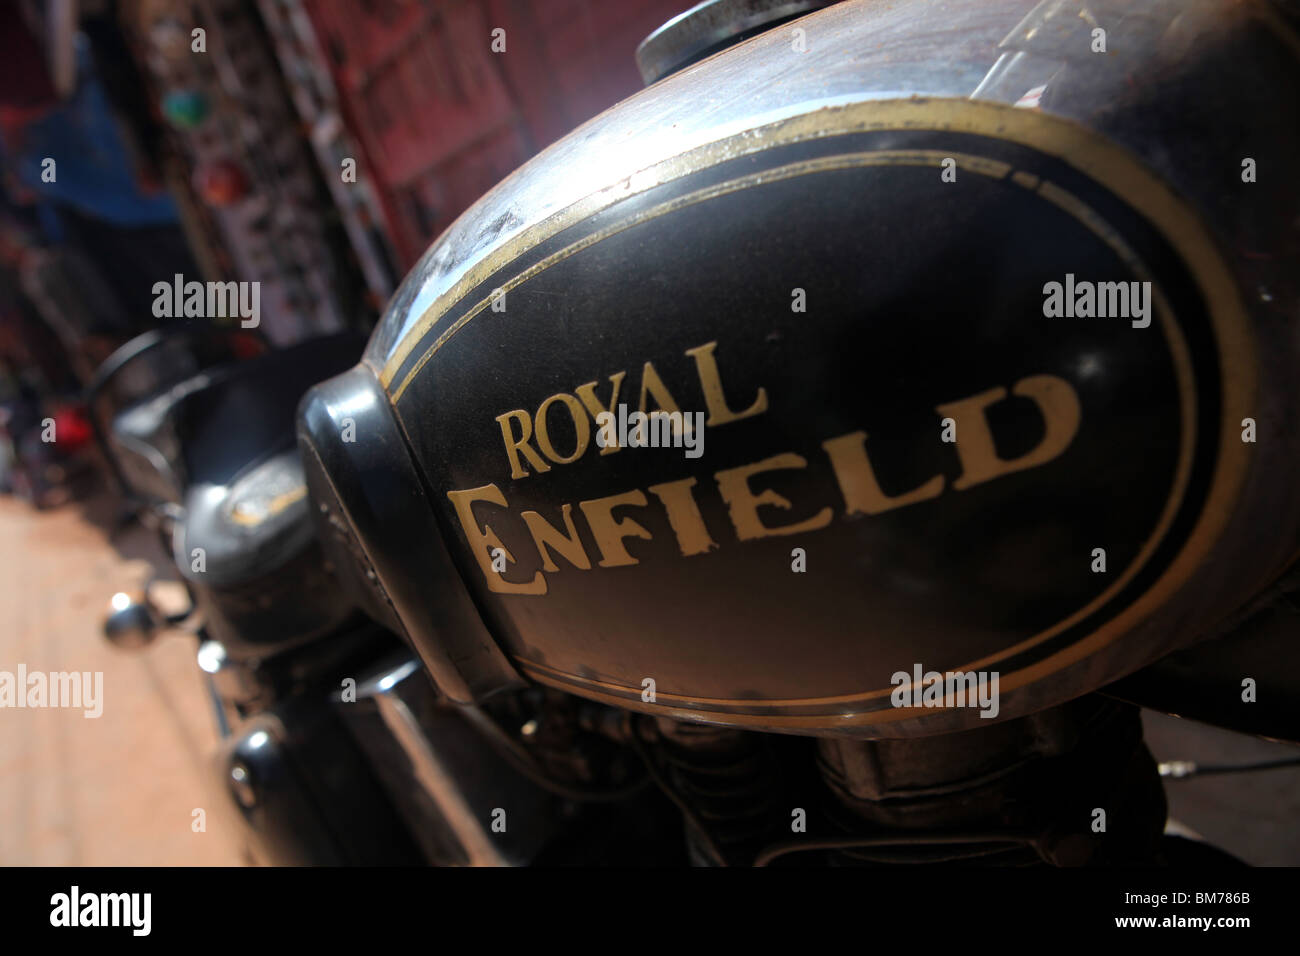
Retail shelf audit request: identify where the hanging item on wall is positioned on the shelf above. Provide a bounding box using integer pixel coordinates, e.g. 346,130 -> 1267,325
148,18 -> 192,60
194,159 -> 249,206
161,88 -> 210,128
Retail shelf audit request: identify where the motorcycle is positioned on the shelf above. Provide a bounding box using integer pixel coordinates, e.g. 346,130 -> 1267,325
99,0 -> 1300,866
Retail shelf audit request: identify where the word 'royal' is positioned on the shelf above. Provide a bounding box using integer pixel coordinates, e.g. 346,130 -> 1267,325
452,341 -> 1081,595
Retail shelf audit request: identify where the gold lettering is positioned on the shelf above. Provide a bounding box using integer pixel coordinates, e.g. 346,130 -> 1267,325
495,410 -> 550,480
821,431 -> 944,515
534,392 -> 591,464
648,477 -> 717,556
446,484 -> 546,594
638,362 -> 681,415
686,341 -> 768,426
521,504 -> 592,572
715,453 -> 832,541
575,372 -> 627,456
937,374 -> 1081,491
580,490 -> 653,567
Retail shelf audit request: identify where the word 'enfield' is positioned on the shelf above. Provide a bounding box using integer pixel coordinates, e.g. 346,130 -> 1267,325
450,341 -> 1081,595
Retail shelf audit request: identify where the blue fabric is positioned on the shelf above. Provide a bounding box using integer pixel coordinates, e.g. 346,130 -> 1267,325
5,40 -> 179,227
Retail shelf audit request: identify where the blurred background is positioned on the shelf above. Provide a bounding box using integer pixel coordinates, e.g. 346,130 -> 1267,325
0,0 -> 1297,866
0,0 -> 693,866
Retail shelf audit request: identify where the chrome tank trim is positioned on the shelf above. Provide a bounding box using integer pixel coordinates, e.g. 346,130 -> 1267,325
363,0 -> 1026,371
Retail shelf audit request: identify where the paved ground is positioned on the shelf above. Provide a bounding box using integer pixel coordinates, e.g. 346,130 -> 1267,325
1144,711 -> 1300,866
0,489 -> 245,866
0,486 -> 1296,866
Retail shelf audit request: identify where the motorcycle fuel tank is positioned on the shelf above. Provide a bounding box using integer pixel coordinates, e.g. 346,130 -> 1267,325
298,0 -> 1300,737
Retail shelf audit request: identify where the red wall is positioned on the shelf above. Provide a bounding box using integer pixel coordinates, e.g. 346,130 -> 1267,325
302,0 -> 688,268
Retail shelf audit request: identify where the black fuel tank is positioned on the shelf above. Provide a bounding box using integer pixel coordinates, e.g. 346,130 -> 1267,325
299,0 -> 1300,736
